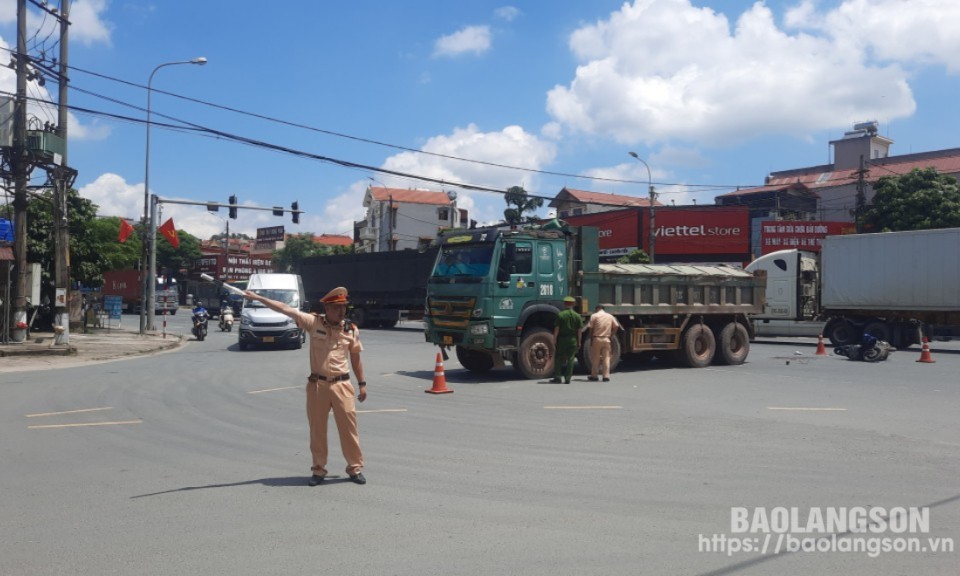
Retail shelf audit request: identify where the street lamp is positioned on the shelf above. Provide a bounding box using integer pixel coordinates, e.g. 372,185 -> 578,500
141,57 -> 207,334
628,151 -> 657,264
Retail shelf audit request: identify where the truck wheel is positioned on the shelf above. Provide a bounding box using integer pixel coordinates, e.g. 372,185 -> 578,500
863,321 -> 891,343
577,336 -> 622,375
679,324 -> 716,368
515,327 -> 555,380
351,308 -> 367,329
456,346 -> 494,373
825,319 -> 859,346
716,322 -> 750,365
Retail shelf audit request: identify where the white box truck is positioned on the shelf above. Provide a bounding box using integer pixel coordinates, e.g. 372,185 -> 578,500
746,228 -> 960,347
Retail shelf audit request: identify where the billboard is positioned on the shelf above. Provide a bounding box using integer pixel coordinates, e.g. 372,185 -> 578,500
759,221 -> 854,254
563,206 -> 750,261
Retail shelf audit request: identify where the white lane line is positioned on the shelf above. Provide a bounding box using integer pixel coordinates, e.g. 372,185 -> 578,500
544,405 -> 623,410
767,407 -> 847,412
248,386 -> 301,394
357,409 -> 408,414
25,407 -> 113,418
28,420 -> 143,430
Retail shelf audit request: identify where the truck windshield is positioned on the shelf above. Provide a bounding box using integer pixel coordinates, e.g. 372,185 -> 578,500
431,244 -> 494,280
246,289 -> 299,308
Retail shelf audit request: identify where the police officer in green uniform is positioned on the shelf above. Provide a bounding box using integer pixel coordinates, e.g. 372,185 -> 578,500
551,296 -> 583,383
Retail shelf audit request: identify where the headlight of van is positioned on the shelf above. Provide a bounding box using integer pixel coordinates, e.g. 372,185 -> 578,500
470,323 -> 488,335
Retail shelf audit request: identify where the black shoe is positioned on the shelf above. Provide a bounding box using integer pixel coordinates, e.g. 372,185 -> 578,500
549,378 -> 562,383
308,475 -> 326,486
564,380 -> 571,384
587,376 -> 599,381
602,377 -> 610,382
349,473 -> 366,485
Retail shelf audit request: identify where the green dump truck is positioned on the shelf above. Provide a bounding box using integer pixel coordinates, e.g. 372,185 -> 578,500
424,223 -> 766,378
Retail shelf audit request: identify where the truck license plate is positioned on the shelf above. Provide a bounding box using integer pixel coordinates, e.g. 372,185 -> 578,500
263,336 -> 275,343
442,335 -> 453,345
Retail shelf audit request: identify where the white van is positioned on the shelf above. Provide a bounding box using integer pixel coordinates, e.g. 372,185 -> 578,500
238,273 -> 307,350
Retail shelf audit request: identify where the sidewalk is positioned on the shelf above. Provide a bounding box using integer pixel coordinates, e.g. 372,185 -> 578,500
0,326 -> 183,373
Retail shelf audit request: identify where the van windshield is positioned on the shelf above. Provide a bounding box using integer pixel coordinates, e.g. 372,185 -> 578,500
247,289 -> 299,308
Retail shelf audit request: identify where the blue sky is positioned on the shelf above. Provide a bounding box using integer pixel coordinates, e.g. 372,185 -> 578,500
2,0 -> 959,240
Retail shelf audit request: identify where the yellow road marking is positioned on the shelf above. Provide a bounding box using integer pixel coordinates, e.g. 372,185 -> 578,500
357,409 -> 408,414
767,407 -> 847,412
25,407 -> 113,418
28,420 -> 143,429
248,386 -> 301,394
544,405 -> 622,410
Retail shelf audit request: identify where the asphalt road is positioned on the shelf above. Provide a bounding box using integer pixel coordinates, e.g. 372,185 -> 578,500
2,316 -> 958,575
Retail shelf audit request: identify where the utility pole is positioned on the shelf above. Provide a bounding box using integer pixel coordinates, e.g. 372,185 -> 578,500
854,155 -> 867,234
11,0 -> 29,343
53,0 -> 71,345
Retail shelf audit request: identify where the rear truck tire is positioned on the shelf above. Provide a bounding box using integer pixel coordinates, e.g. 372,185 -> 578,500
456,345 -> 495,373
715,322 -> 750,365
825,319 -> 859,346
351,307 -> 368,329
863,320 -> 892,343
679,324 -> 716,368
515,327 -> 556,380
381,319 -> 398,328
577,336 -> 622,375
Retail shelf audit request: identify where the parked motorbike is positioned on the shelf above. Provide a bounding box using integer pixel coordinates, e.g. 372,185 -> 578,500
219,307 -> 234,332
192,309 -> 209,341
834,332 -> 893,362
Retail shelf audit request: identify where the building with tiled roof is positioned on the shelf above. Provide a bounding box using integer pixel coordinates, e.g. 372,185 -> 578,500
548,187 -> 659,218
357,186 -> 469,252
716,121 -> 960,254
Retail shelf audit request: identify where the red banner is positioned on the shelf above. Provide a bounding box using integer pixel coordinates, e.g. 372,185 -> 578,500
158,217 -> 180,249
643,207 -> 750,255
118,219 -> 135,243
759,221 -> 854,254
561,208 -> 640,258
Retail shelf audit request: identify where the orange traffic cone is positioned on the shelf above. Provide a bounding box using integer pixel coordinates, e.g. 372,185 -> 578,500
815,333 -> 828,356
917,337 -> 936,363
425,352 -> 454,394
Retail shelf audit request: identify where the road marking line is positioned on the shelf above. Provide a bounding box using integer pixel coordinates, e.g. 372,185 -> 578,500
544,405 -> 622,410
358,409 -> 408,414
767,407 -> 847,412
248,386 -> 301,394
28,420 -> 143,429
26,407 -> 113,418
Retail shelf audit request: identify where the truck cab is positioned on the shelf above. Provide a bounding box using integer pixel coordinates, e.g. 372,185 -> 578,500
425,225 -> 576,378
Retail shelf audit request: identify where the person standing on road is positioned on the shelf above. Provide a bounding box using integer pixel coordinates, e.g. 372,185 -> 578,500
242,286 -> 368,486
551,296 -> 583,384
584,304 -> 623,382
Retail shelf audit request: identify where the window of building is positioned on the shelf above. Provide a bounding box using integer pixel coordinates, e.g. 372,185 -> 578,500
573,208 -> 583,216
559,211 -> 569,218
438,208 -> 449,221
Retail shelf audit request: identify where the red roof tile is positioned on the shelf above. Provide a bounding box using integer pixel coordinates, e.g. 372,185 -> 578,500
550,187 -> 661,208
368,187 -> 451,206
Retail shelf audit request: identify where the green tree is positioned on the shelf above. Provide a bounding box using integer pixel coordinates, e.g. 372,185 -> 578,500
155,228 -> 202,280
863,168 -> 960,232
86,217 -> 142,274
616,249 -> 651,264
26,188 -> 103,296
503,186 -> 543,224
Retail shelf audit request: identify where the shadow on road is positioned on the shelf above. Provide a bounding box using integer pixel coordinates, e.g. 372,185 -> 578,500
129,475 -> 357,498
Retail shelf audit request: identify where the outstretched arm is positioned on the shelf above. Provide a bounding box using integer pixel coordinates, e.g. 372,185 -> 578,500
242,290 -> 297,318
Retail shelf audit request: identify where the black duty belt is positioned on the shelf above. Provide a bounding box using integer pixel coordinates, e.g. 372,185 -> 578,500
308,373 -> 350,383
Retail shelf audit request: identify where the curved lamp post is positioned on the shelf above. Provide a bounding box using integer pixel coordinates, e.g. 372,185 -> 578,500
141,57 -> 207,334
628,151 -> 656,264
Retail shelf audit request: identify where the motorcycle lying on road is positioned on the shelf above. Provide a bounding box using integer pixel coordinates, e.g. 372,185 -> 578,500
834,332 -> 893,362
219,306 -> 234,332
192,309 -> 210,341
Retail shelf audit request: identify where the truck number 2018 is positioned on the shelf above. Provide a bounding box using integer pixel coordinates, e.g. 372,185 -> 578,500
540,284 -> 554,296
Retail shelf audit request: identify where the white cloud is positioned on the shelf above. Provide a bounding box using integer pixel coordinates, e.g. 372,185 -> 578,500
433,25 -> 491,58
70,0 -> 112,46
546,0 -> 921,146
495,6 -> 520,22
0,2 -> 15,23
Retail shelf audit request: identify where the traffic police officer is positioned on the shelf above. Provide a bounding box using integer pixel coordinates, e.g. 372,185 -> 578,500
551,296 -> 583,383
584,304 -> 623,382
242,286 -> 368,486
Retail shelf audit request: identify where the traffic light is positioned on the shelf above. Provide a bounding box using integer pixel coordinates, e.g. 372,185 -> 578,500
228,195 -> 238,219
206,201 -> 218,213
291,201 -> 300,224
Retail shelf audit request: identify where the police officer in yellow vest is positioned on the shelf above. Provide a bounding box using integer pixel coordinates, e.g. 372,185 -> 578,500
242,286 -> 367,486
